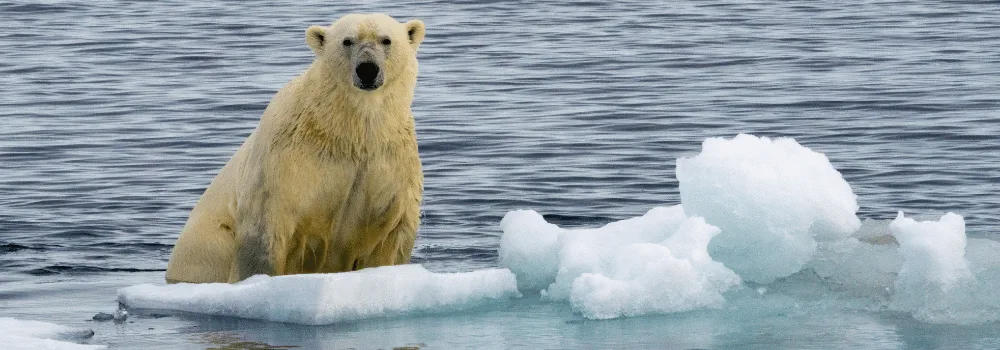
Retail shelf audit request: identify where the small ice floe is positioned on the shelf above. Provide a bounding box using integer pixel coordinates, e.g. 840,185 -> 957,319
0,317 -> 105,350
118,264 -> 519,325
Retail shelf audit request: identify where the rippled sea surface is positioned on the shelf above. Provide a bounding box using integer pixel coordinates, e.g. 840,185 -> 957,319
2,1 -> 999,349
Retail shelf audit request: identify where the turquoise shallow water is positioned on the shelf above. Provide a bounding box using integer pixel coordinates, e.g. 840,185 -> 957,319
2,1 -> 999,348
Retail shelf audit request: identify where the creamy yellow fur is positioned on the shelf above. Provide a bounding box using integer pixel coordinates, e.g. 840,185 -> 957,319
165,14 -> 425,283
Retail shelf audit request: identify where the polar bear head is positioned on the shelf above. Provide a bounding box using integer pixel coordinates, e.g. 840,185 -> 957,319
306,14 -> 425,93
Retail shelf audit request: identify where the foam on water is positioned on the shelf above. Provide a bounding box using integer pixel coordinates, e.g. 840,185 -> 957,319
0,318 -> 104,350
118,265 -> 519,325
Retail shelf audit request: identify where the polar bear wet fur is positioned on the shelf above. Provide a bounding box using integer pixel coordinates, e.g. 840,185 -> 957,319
165,14 -> 426,284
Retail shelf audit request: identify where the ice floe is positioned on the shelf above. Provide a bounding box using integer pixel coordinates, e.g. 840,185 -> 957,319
0,318 -> 104,350
122,134 -> 1000,325
118,264 -> 519,325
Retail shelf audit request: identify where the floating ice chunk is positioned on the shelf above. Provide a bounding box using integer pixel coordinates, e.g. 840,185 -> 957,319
0,337 -> 106,350
0,318 -> 104,350
892,212 -> 970,285
499,210 -> 562,292
0,318 -> 96,342
118,265 -> 519,325
890,212 -> 1000,324
570,218 -> 742,319
500,206 -> 741,319
677,134 -> 861,283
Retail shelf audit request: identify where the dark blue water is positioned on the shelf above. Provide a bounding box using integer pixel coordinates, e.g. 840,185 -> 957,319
2,1 -> 999,348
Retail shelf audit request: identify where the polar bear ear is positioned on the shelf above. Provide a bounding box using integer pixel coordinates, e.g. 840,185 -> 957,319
404,19 -> 425,49
306,26 -> 327,56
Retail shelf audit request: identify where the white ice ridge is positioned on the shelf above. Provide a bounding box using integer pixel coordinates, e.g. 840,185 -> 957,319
118,264 -> 519,325
0,318 -> 105,350
677,134 -> 861,283
500,206 -> 741,319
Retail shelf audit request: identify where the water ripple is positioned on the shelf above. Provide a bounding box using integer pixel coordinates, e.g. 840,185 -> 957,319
1,0 -> 998,279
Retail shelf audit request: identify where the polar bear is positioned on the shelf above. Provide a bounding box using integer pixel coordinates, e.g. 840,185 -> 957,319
165,14 -> 426,283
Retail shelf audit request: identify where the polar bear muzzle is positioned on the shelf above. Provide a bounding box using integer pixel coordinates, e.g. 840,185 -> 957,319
354,61 -> 382,91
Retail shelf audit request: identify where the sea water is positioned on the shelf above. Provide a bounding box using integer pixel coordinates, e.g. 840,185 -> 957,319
2,1 -> 999,349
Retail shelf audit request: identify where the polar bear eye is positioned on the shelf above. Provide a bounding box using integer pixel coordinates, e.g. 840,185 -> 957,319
342,39 -> 353,47
381,38 -> 391,45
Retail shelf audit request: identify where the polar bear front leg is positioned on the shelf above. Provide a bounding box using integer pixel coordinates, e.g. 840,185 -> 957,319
229,186 -> 295,282
392,214 -> 418,265
354,207 -> 418,269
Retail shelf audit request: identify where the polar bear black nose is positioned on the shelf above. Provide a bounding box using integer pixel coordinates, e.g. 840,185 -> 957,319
355,62 -> 380,89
